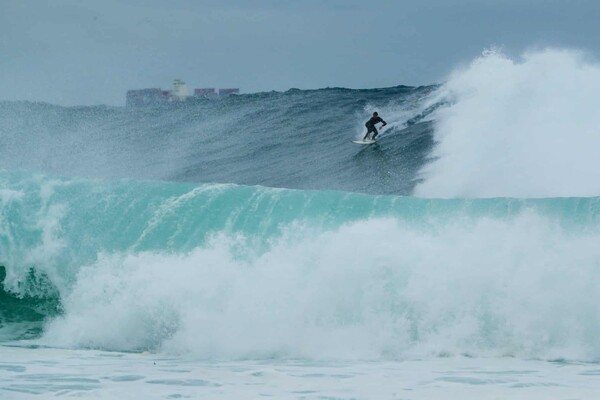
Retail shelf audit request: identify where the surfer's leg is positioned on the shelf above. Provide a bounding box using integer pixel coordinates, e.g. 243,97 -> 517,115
371,127 -> 379,140
363,127 -> 372,140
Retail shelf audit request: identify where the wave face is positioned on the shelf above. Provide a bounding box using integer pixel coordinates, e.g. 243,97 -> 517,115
0,85 -> 435,196
3,48 -> 600,361
2,171 -> 600,361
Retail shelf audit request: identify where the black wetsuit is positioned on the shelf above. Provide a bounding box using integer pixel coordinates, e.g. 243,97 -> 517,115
364,116 -> 387,140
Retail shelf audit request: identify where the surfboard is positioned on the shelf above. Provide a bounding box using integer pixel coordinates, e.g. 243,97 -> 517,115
352,139 -> 377,145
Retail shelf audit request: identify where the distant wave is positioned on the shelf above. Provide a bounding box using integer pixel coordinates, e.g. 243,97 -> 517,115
2,49 -> 599,199
0,86 -> 436,196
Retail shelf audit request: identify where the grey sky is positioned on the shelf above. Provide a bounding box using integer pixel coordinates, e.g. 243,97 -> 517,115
2,0 -> 600,106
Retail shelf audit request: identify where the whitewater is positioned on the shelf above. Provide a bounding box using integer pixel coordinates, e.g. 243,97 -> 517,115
2,49 -> 600,399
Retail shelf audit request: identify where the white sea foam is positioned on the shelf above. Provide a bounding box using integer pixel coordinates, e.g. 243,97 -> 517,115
43,214 -> 600,361
415,48 -> 600,198
4,345 -> 600,399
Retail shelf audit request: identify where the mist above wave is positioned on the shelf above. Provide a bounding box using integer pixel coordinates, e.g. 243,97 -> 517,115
416,48 -> 600,198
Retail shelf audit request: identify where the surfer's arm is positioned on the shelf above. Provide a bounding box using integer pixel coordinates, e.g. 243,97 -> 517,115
380,119 -> 387,127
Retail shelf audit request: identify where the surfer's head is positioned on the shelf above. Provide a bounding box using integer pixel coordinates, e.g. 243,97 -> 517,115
373,112 -> 378,116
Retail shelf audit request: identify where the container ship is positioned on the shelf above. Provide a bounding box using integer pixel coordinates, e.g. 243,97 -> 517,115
126,79 -> 239,107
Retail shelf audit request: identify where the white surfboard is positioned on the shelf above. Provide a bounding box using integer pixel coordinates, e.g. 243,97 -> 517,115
352,138 -> 377,145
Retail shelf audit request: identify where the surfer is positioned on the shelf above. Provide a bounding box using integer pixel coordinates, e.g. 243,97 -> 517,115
363,112 -> 387,141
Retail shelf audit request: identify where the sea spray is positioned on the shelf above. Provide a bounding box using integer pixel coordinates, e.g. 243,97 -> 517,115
43,213 -> 600,361
416,48 -> 600,198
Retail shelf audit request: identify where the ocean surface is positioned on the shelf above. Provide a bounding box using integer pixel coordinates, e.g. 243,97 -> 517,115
2,49 -> 600,399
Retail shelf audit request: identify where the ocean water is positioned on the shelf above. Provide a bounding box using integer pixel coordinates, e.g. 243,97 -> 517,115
2,49 -> 600,399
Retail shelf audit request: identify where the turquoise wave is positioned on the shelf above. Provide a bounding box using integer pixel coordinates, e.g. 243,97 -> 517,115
2,170 -> 600,269
3,170 -> 600,268
3,170 -> 600,358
